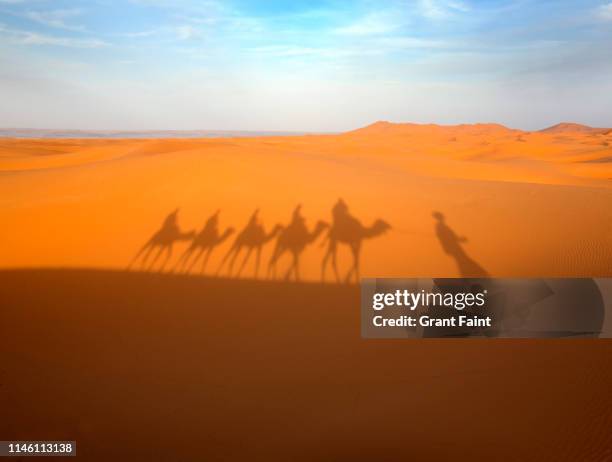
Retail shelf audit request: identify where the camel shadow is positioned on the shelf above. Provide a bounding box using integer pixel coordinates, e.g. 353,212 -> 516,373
216,209 -> 282,279
127,208 -> 195,272
128,201 -> 393,283
267,204 -> 329,282
173,210 -> 235,275
321,199 -> 391,284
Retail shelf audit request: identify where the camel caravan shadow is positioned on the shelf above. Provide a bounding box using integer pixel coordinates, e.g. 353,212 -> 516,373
128,199 -> 391,284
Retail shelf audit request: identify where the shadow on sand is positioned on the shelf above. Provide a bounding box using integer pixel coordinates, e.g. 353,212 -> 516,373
128,200 -> 391,283
432,211 -> 489,278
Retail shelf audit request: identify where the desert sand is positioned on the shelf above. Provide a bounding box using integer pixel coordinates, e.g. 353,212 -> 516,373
1,269 -> 612,461
1,123 -> 612,460
0,121 -> 610,278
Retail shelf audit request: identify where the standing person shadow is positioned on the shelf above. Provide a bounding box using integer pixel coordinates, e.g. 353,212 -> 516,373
432,211 -> 489,278
127,208 -> 195,272
216,209 -> 283,279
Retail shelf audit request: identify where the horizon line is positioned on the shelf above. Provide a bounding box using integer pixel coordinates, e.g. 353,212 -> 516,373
0,121 -> 609,137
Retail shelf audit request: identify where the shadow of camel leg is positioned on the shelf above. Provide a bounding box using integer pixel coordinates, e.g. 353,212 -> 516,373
353,246 -> 361,283
284,253 -> 298,281
345,244 -> 360,284
201,248 -> 214,274
354,261 -> 361,284
185,248 -> 204,273
321,245 -> 333,282
254,247 -> 262,279
267,260 -> 275,279
344,267 -> 354,284
138,244 -> 155,270
267,246 -> 282,280
217,245 -> 236,276
148,246 -> 165,271
331,247 -> 340,283
283,262 -> 293,281
159,245 -> 173,272
228,247 -> 242,276
174,247 -> 194,273
294,254 -> 301,282
236,248 -> 253,277
321,255 -> 327,281
128,241 -> 151,270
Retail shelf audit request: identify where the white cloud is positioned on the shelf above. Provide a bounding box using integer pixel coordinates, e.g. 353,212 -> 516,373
254,38 -> 454,60
24,9 -> 85,32
116,29 -> 160,38
420,0 -> 470,20
335,13 -> 399,36
250,45 -> 369,59
375,36 -> 455,50
116,24 -> 205,41
250,45 -> 313,57
0,24 -> 108,47
597,2 -> 612,20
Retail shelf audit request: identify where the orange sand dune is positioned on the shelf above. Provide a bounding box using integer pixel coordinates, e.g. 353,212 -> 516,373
539,122 -> 612,135
0,122 -> 611,279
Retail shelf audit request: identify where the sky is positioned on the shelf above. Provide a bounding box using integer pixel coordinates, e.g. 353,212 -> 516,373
1,0 -> 611,131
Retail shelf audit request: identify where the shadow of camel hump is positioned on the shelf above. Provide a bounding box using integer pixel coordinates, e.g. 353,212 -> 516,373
267,204 -> 329,281
216,209 -> 282,279
128,208 -> 195,272
321,198 -> 391,284
173,210 -> 235,275
432,211 -> 489,278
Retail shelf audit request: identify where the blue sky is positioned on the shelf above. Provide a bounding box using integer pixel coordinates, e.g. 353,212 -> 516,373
1,0 -> 611,130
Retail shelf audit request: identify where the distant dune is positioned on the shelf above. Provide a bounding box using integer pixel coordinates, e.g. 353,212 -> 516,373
1,268 -> 611,461
354,120 -> 612,136
350,120 -> 521,136
0,121 -> 610,279
539,122 -> 611,135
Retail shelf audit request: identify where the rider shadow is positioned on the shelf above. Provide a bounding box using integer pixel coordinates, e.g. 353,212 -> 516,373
128,208 -> 195,272
432,211 -> 489,278
216,209 -> 283,279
